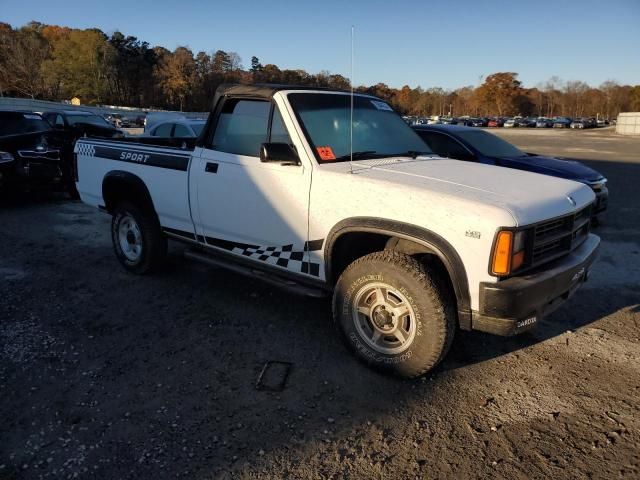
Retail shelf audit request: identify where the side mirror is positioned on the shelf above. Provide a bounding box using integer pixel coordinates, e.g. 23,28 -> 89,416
260,143 -> 300,166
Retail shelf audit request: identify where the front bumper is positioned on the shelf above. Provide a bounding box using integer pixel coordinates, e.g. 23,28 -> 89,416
472,233 -> 600,336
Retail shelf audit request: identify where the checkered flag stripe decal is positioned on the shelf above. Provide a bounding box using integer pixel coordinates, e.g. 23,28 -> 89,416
231,243 -> 321,277
76,142 -> 95,157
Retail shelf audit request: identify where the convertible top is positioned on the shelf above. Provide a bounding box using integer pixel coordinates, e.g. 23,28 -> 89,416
211,83 -> 355,113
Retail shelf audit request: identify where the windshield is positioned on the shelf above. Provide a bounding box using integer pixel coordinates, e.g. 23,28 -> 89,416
0,112 -> 50,136
67,114 -> 112,127
455,130 -> 525,158
287,93 -> 431,162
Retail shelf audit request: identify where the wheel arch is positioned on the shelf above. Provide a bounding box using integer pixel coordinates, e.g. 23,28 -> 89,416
324,217 -> 472,329
102,171 -> 158,221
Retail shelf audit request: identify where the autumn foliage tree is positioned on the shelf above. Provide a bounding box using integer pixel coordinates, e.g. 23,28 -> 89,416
153,46 -> 196,111
0,21 -> 638,117
475,72 -> 523,116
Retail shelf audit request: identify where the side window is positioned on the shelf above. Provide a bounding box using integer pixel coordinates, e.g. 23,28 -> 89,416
153,123 -> 173,137
212,100 -> 270,157
418,132 -> 473,161
173,124 -> 192,138
55,115 -> 65,127
445,137 -> 474,160
416,132 -> 447,156
270,106 -> 292,144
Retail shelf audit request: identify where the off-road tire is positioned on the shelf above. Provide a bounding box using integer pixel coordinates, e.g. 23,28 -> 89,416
111,201 -> 167,274
332,250 -> 455,378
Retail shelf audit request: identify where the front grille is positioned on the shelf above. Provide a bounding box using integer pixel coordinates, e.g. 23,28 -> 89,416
530,204 -> 592,266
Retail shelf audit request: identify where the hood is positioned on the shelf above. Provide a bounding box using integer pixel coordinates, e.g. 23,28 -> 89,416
493,154 -> 602,182
331,156 -> 596,226
0,130 -> 64,151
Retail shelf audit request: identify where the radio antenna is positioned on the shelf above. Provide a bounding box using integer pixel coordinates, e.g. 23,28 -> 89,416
349,25 -> 354,174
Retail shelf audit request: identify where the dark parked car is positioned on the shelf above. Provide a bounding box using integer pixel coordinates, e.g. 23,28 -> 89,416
455,117 -> 475,126
42,110 -> 124,139
471,117 -> 488,127
104,113 -> 131,128
553,117 -> 572,128
536,118 -> 553,128
41,110 -> 125,197
440,117 -> 457,125
0,111 -> 66,193
516,117 -> 537,128
570,118 -> 589,129
412,124 -> 608,216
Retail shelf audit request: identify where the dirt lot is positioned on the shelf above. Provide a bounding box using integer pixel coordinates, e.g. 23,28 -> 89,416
1,128 -> 639,480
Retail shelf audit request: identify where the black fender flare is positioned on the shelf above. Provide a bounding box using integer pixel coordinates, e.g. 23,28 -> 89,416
102,170 -> 157,217
324,217 -> 472,329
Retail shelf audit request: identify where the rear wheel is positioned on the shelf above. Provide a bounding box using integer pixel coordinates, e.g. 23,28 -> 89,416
333,251 -> 455,378
111,202 -> 166,274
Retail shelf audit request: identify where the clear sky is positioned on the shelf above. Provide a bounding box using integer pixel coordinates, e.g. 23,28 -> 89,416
2,0 -> 639,89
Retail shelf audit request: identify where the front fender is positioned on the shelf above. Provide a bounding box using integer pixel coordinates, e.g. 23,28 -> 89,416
325,217 -> 472,329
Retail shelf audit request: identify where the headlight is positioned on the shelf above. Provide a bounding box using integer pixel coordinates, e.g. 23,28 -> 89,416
0,151 -> 14,163
491,229 -> 530,276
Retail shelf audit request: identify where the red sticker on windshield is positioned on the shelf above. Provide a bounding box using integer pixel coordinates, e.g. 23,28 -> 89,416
316,146 -> 336,161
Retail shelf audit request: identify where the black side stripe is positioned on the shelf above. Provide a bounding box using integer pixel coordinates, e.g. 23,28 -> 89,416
93,145 -> 190,171
204,236 -> 259,251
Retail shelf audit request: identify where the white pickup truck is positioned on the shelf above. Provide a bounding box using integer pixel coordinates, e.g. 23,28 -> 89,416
75,84 -> 600,377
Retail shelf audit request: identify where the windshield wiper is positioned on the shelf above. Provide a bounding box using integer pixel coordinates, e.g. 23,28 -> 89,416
333,151 -> 380,161
389,150 -> 432,159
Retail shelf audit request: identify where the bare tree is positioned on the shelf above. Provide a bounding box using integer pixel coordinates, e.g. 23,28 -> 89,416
0,27 -> 49,98
227,51 -> 242,71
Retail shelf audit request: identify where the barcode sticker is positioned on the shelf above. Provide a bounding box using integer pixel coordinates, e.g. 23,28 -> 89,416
370,100 -> 393,111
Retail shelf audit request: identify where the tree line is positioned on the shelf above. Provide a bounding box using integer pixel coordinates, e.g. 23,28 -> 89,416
1,22 -> 638,118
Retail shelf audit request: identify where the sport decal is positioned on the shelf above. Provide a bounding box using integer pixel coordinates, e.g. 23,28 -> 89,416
76,141 -> 190,171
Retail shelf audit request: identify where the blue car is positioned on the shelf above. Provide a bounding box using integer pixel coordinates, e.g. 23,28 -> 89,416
412,124 -> 608,215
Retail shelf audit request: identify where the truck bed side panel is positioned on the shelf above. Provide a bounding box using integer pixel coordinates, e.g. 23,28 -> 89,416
75,139 -> 195,235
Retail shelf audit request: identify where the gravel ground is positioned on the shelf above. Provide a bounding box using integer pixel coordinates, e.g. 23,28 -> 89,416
1,128 -> 639,479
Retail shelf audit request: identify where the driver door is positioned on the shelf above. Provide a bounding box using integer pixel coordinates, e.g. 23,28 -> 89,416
192,98 -> 315,277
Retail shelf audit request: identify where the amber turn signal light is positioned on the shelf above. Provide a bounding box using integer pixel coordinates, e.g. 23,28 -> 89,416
492,230 -> 513,275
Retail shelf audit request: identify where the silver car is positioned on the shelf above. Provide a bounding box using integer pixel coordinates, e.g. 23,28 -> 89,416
147,119 -> 206,138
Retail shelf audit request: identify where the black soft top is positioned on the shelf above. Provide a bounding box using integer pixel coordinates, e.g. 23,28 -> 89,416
211,83 -> 352,112
216,83 -> 347,98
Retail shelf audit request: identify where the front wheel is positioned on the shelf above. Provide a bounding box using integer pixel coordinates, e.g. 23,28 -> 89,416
111,202 -> 167,274
333,251 -> 456,378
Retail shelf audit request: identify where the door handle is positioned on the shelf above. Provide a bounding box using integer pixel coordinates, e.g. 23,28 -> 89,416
205,162 -> 218,173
